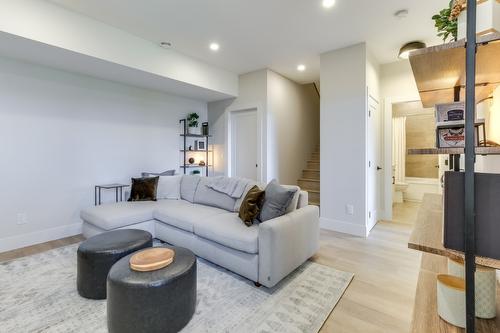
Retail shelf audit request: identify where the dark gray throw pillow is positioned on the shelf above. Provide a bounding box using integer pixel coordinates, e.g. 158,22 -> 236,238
259,179 -> 298,222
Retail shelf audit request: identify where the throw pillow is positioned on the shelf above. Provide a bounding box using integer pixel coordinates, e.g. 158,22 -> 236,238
128,177 -> 159,202
238,185 -> 265,226
156,175 -> 181,200
259,179 -> 298,222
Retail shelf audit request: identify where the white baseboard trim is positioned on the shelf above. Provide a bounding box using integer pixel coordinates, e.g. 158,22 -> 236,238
0,223 -> 82,253
320,217 -> 367,238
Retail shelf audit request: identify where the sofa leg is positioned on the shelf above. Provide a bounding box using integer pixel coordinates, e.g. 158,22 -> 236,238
254,282 -> 261,287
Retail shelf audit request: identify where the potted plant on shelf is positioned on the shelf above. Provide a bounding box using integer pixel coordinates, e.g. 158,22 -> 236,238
432,0 -> 460,42
187,112 -> 201,135
433,0 -> 499,42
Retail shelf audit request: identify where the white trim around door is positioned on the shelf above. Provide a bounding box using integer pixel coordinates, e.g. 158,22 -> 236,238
226,105 -> 265,182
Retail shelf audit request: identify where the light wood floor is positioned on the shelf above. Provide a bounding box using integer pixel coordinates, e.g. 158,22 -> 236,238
0,203 -> 422,333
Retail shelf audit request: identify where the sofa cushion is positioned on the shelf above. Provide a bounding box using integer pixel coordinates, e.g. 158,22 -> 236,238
156,175 -> 181,200
238,185 -> 265,226
193,177 -> 236,212
283,185 -> 301,213
154,200 -> 227,233
259,180 -> 298,222
80,201 -> 158,230
128,177 -> 159,202
180,175 -> 201,203
194,213 -> 259,254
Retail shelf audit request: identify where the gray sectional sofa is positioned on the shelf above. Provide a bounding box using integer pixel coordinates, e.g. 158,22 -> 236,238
80,176 -> 320,288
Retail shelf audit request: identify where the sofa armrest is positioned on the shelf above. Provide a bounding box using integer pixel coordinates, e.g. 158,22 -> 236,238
258,205 -> 320,287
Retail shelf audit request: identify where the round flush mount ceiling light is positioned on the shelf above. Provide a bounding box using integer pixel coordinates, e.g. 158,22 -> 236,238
297,64 -> 306,72
322,0 -> 336,9
398,41 -> 426,59
394,9 -> 409,19
209,42 -> 220,51
159,41 -> 172,49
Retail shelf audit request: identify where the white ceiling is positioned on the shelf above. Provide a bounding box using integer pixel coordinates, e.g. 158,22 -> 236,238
48,0 -> 448,84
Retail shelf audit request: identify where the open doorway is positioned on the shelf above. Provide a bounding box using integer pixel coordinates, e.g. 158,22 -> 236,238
386,100 -> 442,223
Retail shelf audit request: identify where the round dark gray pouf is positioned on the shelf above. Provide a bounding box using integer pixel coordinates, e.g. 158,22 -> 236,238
107,246 -> 197,333
77,229 -> 153,300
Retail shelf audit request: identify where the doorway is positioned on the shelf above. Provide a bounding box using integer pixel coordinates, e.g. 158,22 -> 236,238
367,94 -> 383,233
229,108 -> 260,181
388,100 -> 441,223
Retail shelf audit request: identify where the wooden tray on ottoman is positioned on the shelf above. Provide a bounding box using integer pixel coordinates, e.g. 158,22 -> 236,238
130,248 -> 175,272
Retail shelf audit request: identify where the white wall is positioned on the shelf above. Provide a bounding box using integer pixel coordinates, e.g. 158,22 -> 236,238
208,70 -> 268,178
320,43 -> 368,237
266,71 -> 320,184
380,60 -> 420,101
208,69 -> 319,185
0,0 -> 238,99
0,56 -> 207,252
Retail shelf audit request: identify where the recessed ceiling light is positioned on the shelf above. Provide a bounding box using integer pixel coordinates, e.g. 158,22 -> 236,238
297,64 -> 306,72
209,42 -> 220,51
394,9 -> 409,19
322,0 -> 336,9
398,41 -> 426,59
159,41 -> 172,49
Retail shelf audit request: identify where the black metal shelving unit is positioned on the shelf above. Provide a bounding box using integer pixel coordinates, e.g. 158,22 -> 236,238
464,1 -> 477,331
406,1 -> 500,331
179,119 -> 211,176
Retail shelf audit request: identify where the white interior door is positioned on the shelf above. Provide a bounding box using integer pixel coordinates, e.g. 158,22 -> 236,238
230,109 -> 258,180
367,95 -> 382,232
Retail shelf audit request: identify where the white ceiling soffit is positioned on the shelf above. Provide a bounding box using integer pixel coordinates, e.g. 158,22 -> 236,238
48,0 -> 449,84
0,32 -> 233,102
0,0 -> 238,102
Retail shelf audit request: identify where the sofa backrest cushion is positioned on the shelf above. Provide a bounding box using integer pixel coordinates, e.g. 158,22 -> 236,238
193,177 -> 237,211
157,175 -> 182,200
180,175 -> 201,203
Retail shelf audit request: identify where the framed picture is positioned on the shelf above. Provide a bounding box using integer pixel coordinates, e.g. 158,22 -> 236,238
197,140 -> 206,150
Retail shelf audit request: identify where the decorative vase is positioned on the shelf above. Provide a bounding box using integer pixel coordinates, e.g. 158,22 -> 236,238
188,126 -> 201,135
458,0 -> 500,39
447,258 -> 497,319
437,274 -> 466,328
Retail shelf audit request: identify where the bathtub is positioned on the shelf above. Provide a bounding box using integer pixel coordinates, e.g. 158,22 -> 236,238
403,177 -> 441,202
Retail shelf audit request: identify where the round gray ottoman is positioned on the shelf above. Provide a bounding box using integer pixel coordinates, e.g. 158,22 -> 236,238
107,246 -> 197,333
77,229 -> 153,300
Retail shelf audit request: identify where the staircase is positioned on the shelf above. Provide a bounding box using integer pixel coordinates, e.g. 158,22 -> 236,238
298,146 -> 320,206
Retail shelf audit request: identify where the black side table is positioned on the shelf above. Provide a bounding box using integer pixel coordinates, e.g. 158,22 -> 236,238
95,184 -> 130,206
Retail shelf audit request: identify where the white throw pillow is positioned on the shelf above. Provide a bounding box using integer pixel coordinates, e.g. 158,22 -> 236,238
156,175 -> 181,200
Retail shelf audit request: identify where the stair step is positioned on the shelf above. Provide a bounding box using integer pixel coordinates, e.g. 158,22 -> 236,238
302,169 -> 320,180
298,178 -> 320,191
307,190 -> 320,203
307,161 -> 320,170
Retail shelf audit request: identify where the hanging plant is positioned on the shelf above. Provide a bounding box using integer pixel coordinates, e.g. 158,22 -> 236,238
432,0 -> 464,42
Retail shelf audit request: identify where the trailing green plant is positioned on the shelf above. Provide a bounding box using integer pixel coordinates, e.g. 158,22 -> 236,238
187,112 -> 199,127
432,0 -> 461,42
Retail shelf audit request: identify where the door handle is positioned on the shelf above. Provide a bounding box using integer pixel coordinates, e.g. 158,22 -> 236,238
377,166 -> 382,171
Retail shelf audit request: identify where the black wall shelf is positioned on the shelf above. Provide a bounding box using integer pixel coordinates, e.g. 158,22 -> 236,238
179,119 -> 211,176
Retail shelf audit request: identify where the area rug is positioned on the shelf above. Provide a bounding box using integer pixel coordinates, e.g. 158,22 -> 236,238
0,244 -> 353,333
